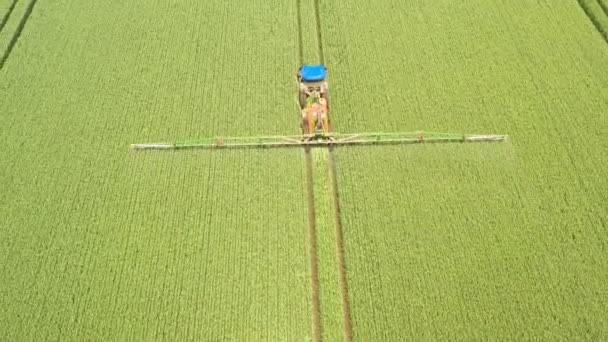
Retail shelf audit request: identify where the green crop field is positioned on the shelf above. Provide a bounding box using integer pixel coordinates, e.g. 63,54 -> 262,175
323,0 -> 608,340
1,0 -> 608,340
0,0 -> 314,340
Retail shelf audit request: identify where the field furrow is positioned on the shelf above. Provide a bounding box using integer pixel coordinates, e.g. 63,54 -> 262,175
0,0 -> 27,64
600,0 -> 608,16
577,0 -> 608,42
0,0 -> 18,32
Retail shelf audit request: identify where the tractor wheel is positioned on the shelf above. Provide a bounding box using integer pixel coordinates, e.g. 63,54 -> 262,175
301,118 -> 307,134
298,90 -> 306,109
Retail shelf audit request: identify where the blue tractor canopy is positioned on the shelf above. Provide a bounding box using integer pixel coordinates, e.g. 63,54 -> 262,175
299,64 -> 327,82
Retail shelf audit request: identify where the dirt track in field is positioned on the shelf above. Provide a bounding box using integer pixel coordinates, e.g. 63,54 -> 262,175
299,0 -> 352,339
298,4 -> 321,338
0,0 -> 40,69
304,147 -> 322,342
0,0 -> 19,34
313,0 -> 325,64
328,146 -> 353,342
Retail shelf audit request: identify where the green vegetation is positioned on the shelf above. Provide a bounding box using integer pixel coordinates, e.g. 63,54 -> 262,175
2,0 -> 608,340
0,0 -> 27,53
0,0 -> 313,339
312,148 -> 344,341
335,144 -> 608,339
1,0 -> 301,136
1,149 -> 313,340
298,0 -> 320,64
0,0 -> 18,26
578,0 -> 608,40
323,0 -> 608,339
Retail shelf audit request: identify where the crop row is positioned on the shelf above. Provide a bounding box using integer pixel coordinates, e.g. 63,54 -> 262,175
323,0 -> 608,339
0,0 -> 314,339
1,146 -> 314,340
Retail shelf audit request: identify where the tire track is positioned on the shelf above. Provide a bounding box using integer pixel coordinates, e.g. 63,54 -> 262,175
328,145 -> 352,342
0,0 -> 39,69
298,0 -> 352,339
298,2 -> 321,337
313,0 -> 325,64
576,0 -> 608,44
0,0 -> 19,33
305,146 -> 322,342
598,0 -> 608,18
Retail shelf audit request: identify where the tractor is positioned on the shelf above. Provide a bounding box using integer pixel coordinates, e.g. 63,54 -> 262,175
132,64 -> 507,150
298,64 -> 330,139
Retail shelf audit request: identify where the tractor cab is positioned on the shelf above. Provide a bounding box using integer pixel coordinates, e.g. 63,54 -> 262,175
298,65 -> 330,138
298,64 -> 329,109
